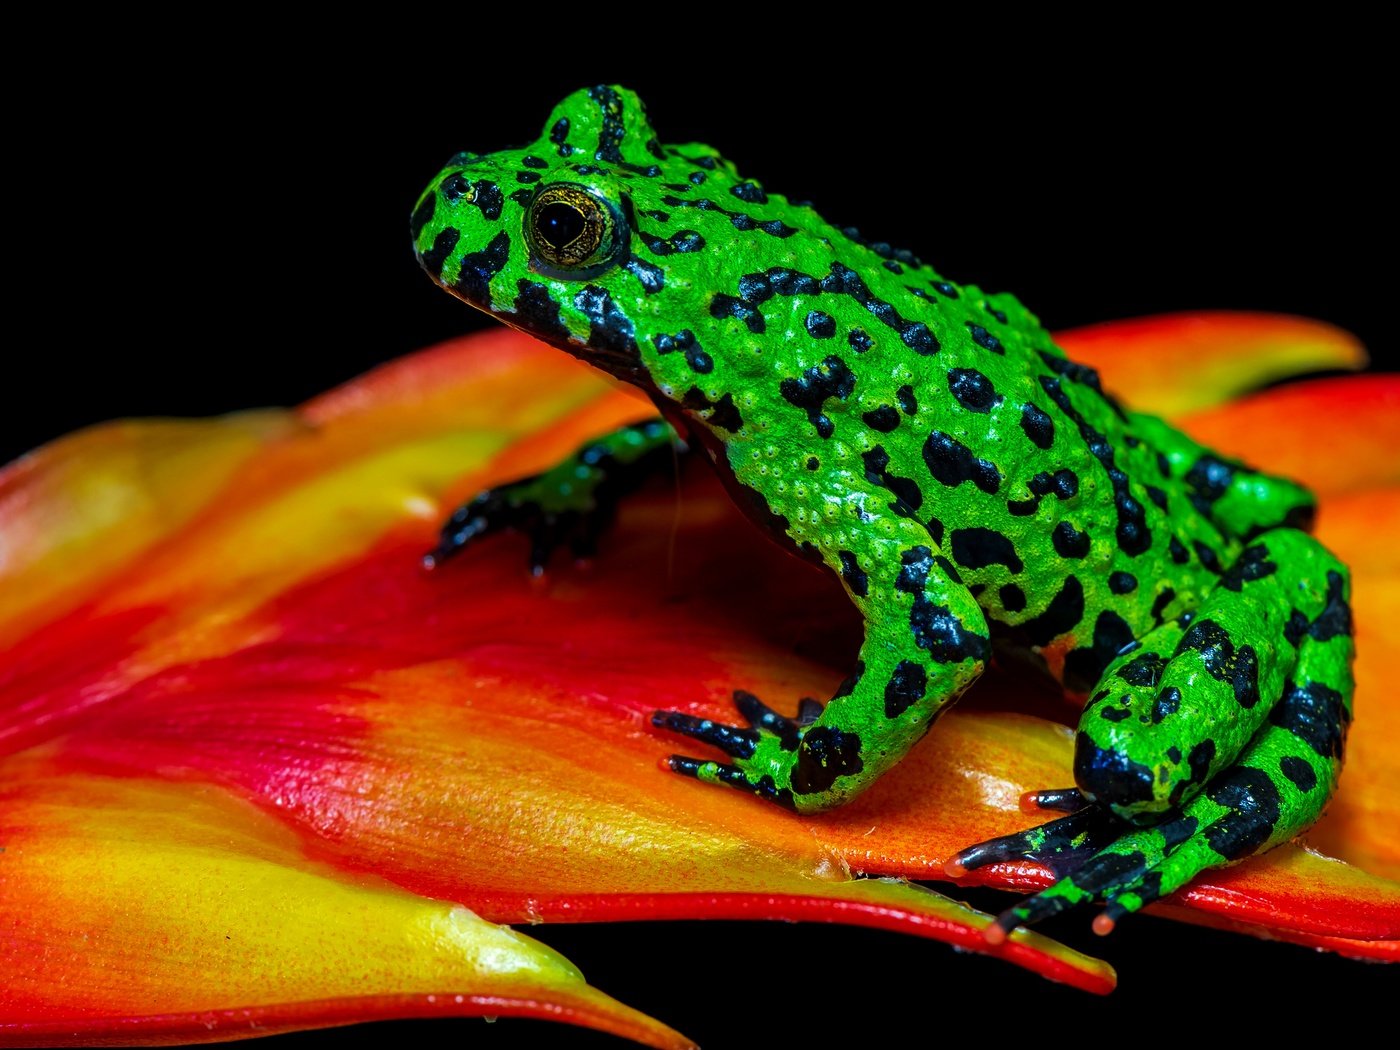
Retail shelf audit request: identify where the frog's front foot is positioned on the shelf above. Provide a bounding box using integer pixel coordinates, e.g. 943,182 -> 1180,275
653,691 -> 829,811
425,418 -> 682,573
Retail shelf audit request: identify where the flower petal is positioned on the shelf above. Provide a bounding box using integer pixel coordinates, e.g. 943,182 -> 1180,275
0,755 -> 694,1049
1056,311 -> 1367,415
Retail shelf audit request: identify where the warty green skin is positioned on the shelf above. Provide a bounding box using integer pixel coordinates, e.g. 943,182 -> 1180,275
413,86 -> 1355,931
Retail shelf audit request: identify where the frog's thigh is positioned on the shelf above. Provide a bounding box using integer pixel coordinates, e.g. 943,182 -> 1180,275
956,528 -> 1353,934
1075,528 -> 1353,823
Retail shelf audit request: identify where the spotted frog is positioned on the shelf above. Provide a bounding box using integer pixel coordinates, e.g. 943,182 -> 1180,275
411,86 -> 1354,936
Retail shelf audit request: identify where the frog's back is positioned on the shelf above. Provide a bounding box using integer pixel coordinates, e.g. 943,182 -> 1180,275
412,84 -> 1297,693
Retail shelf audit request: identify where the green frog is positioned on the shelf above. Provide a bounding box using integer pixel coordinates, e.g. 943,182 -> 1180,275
411,86 -> 1354,938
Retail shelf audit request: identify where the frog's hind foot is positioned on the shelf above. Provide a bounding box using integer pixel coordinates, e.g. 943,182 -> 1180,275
949,803 -> 1199,941
424,418 -> 682,573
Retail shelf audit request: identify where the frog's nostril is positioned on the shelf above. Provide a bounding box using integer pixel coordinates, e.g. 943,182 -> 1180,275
1074,731 -> 1157,811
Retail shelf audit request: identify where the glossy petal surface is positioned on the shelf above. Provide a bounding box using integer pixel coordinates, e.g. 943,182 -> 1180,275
1,316 -> 1395,1044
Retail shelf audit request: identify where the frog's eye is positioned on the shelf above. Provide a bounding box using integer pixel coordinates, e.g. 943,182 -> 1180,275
525,184 -> 626,276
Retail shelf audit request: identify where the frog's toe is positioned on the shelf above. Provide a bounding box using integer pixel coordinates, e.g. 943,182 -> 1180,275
653,690 -> 808,809
945,806 -> 1121,881
1019,787 -> 1091,814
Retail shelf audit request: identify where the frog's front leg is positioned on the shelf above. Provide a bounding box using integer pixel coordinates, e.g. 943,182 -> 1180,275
951,528 -> 1354,937
654,522 -> 989,812
425,418 -> 684,573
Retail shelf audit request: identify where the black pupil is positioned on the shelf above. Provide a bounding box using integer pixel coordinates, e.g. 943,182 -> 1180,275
538,202 -> 587,249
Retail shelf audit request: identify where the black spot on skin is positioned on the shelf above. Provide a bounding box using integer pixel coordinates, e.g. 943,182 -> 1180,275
468,180 -> 504,221
1109,572 -> 1138,595
574,285 -> 637,360
1160,815 -> 1200,851
410,193 -> 436,241
951,527 -> 1024,572
1308,571 -> 1353,642
934,281 -> 959,299
508,188 -> 534,205
522,155 -> 548,169
1167,737 -> 1218,807
806,311 -> 837,339
642,229 -> 705,256
806,457 -> 819,471
1192,540 -> 1223,575
513,281 -> 569,341
1117,651 -> 1167,689
1271,680 -> 1349,760
862,446 -> 923,515
1168,537 -> 1189,565
454,230 -> 511,305
883,660 -> 928,718
1280,755 -> 1318,793
838,550 -> 869,597
710,292 -> 765,334
1188,739 -> 1216,784
896,385 -> 918,415
1185,454 -> 1237,516
419,225 -> 460,279
848,329 -> 873,353
1152,686 -> 1182,724
1204,767 -> 1282,859
1100,705 -> 1131,723
895,547 -> 991,665
1075,731 -> 1156,806
654,329 -> 713,374
1038,376 -> 1149,555
1220,544 -> 1279,592
730,180 -> 768,203
1167,746 -> 1182,764
1064,611 -> 1136,694
925,517 -> 945,548
1145,485 -> 1169,512
1052,522 -> 1091,559
780,356 -> 856,439
999,583 -> 1026,612
947,368 -> 1000,412
550,116 -> 573,155
862,406 -> 901,432
681,388 -> 742,433
922,431 -> 1002,495
1007,499 -> 1039,518
1005,574 -> 1085,648
965,322 -> 1005,354
1149,587 -> 1177,624
623,256 -> 665,294
792,726 -> 864,795
1020,404 -> 1055,449
821,262 -> 940,354
1284,609 -> 1309,648
1176,619 -> 1261,708
688,171 -> 706,185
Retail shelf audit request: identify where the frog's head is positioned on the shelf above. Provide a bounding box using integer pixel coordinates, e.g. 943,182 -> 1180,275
413,85 -> 826,410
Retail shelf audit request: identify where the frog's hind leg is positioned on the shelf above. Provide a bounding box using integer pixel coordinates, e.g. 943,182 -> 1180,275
949,527 -> 1354,936
425,418 -> 684,573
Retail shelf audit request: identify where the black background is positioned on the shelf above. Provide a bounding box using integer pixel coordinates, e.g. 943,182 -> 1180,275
10,35 -> 1393,1046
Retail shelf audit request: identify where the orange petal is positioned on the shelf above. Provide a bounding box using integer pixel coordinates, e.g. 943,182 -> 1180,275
3,325 -> 1395,1045
1178,375 -> 1400,495
1056,311 -> 1367,416
0,755 -> 694,1049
